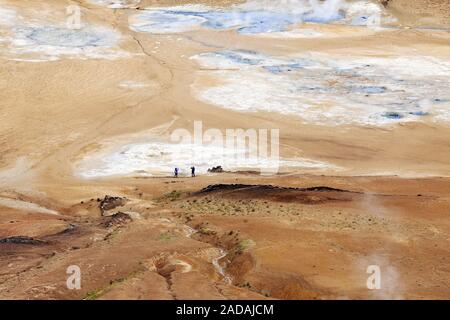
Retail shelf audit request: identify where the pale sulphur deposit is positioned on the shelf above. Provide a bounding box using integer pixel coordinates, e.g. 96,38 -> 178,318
88,0 -> 141,9
76,140 -> 332,178
191,50 -> 450,126
129,0 -> 395,36
8,26 -> 129,61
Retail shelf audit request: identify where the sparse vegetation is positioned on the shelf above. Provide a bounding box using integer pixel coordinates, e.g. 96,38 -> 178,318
237,239 -> 255,253
157,232 -> 176,241
84,270 -> 143,300
165,190 -> 182,201
157,190 -> 184,203
84,289 -> 104,300
198,225 -> 217,236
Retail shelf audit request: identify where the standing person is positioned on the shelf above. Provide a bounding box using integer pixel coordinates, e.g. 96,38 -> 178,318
174,167 -> 179,178
191,166 -> 196,177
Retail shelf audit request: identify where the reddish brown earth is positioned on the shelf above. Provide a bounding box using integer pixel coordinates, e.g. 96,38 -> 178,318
1,174 -> 449,299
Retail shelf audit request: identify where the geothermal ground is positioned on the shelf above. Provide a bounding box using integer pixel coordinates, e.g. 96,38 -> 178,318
0,0 -> 449,300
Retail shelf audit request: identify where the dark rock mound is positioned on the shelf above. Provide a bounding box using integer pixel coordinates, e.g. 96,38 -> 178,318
100,212 -> 132,228
200,184 -> 258,193
0,236 -> 47,245
199,184 -> 353,194
207,166 -> 224,173
300,186 -> 352,193
100,195 -> 127,215
197,184 -> 358,204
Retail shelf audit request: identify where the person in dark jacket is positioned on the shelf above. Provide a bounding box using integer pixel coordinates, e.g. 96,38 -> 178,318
191,166 -> 196,177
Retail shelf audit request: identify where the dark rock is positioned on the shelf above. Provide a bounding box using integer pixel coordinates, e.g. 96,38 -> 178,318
0,236 -> 47,245
100,195 -> 127,215
100,212 -> 132,228
381,0 -> 390,8
199,184 -> 353,194
383,112 -> 403,119
207,166 -> 224,173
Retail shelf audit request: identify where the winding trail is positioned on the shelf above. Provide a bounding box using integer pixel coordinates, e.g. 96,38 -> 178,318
212,248 -> 232,285
184,224 -> 233,284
